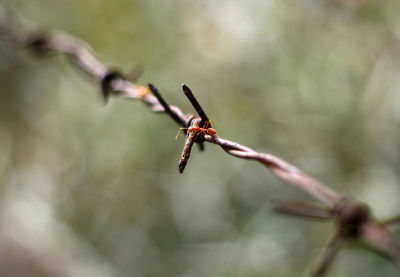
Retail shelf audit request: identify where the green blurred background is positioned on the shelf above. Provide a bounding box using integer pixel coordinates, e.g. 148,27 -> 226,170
0,0 -> 400,276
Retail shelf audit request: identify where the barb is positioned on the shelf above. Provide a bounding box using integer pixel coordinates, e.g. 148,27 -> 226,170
181,85 -> 211,152
315,231 -> 342,277
178,128 -> 197,173
148,83 -> 186,126
182,84 -> 210,126
272,197 -> 400,276
127,64 -> 144,82
381,215 -> 400,228
272,200 -> 332,220
101,71 -> 124,103
1,8 -> 400,275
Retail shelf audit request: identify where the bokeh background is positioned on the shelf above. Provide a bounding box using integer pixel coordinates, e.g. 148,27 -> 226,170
0,0 -> 400,276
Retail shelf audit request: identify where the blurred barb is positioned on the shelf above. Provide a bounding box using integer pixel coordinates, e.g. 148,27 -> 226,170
1,5 -> 400,276
101,71 -> 124,103
315,231 -> 341,277
272,200 -> 332,220
381,215 -> 400,228
271,197 -> 400,276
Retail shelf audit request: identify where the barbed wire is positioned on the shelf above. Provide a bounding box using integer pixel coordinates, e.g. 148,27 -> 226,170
1,7 -> 399,276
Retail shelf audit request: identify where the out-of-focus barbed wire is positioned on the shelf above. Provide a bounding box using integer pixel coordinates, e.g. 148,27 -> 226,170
1,6 -> 399,276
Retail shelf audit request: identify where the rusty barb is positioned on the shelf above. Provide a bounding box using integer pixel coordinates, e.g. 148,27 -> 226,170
177,84 -> 217,173
1,7 -> 400,277
274,198 -> 400,276
147,82 -> 217,173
